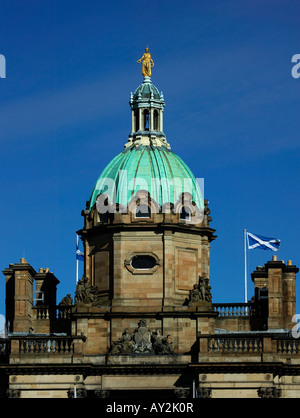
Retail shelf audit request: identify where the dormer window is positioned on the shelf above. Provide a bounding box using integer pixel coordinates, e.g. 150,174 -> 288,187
135,204 -> 151,219
180,206 -> 191,221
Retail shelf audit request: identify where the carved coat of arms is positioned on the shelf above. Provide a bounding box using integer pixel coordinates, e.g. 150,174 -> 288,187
110,319 -> 175,356
132,320 -> 153,353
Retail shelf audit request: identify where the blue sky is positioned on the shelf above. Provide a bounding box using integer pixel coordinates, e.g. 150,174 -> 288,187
0,0 -> 300,316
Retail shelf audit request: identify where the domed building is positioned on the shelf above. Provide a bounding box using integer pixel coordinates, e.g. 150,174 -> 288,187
82,73 -> 212,312
1,52 -> 300,399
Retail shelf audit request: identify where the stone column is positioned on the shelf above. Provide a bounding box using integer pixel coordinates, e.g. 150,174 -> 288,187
150,108 -> 154,131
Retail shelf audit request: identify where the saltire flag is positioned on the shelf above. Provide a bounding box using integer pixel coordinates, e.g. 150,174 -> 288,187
247,232 -> 280,252
76,242 -> 84,261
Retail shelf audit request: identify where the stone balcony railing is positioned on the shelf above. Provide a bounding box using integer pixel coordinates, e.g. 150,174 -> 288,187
17,336 -> 74,354
199,334 -> 300,357
213,303 -> 254,318
276,337 -> 300,355
206,335 -> 263,353
32,305 -> 73,320
2,334 -> 300,360
8,335 -> 86,357
33,303 -> 255,320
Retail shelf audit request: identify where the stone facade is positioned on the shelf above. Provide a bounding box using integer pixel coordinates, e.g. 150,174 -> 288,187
1,212 -> 299,398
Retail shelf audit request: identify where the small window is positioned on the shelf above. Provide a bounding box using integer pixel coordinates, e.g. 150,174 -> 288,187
131,255 -> 157,270
135,110 -> 139,131
124,252 -> 160,274
144,110 -> 149,130
135,204 -> 151,218
153,110 -> 159,131
180,206 -> 191,221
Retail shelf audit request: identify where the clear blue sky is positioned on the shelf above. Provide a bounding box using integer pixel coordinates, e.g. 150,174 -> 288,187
0,0 -> 300,316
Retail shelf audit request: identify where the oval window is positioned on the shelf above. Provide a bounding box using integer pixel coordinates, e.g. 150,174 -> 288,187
131,255 -> 157,270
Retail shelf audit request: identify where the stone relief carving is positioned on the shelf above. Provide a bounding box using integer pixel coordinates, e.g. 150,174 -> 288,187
174,388 -> 190,398
188,276 -> 212,305
257,386 -> 281,398
6,389 -> 21,398
58,294 -> 73,306
94,389 -> 110,398
58,293 -> 73,319
132,319 -> 153,353
110,320 -> 175,355
110,328 -> 133,355
75,276 -> 103,305
197,387 -> 212,398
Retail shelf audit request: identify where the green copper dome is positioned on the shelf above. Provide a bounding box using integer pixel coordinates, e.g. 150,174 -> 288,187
132,77 -> 161,100
89,144 -> 203,210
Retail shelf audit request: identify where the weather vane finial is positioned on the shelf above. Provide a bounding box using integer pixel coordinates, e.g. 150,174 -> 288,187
137,47 -> 154,78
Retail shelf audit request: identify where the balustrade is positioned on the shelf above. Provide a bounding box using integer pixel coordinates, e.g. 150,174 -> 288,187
213,303 -> 253,318
276,338 -> 300,355
57,305 -> 72,319
18,337 -> 73,354
207,336 -> 263,353
35,307 -> 50,320
33,305 -> 73,320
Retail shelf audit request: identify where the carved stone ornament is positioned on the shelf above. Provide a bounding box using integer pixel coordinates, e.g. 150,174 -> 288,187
59,294 -> 73,306
94,390 -> 110,398
257,386 -> 281,399
7,389 -> 21,398
132,319 -> 153,353
174,388 -> 190,398
75,276 -> 103,305
110,320 -> 175,355
188,276 -> 212,305
197,387 -> 212,398
67,387 -> 87,399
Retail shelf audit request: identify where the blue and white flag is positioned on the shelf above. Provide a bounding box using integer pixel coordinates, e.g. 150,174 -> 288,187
247,232 -> 280,252
76,243 -> 84,261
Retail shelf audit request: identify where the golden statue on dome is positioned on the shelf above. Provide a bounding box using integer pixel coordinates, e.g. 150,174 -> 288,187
137,47 -> 154,77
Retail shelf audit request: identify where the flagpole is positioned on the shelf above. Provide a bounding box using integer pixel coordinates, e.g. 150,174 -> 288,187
76,234 -> 79,284
244,229 -> 247,304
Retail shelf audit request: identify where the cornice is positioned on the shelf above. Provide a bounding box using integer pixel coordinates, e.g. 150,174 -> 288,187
79,223 -> 217,241
2,361 -> 299,378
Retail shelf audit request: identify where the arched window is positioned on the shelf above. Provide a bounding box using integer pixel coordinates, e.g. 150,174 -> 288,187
180,206 -> 191,221
135,110 -> 139,131
135,204 -> 151,219
144,110 -> 149,130
153,110 -> 159,131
